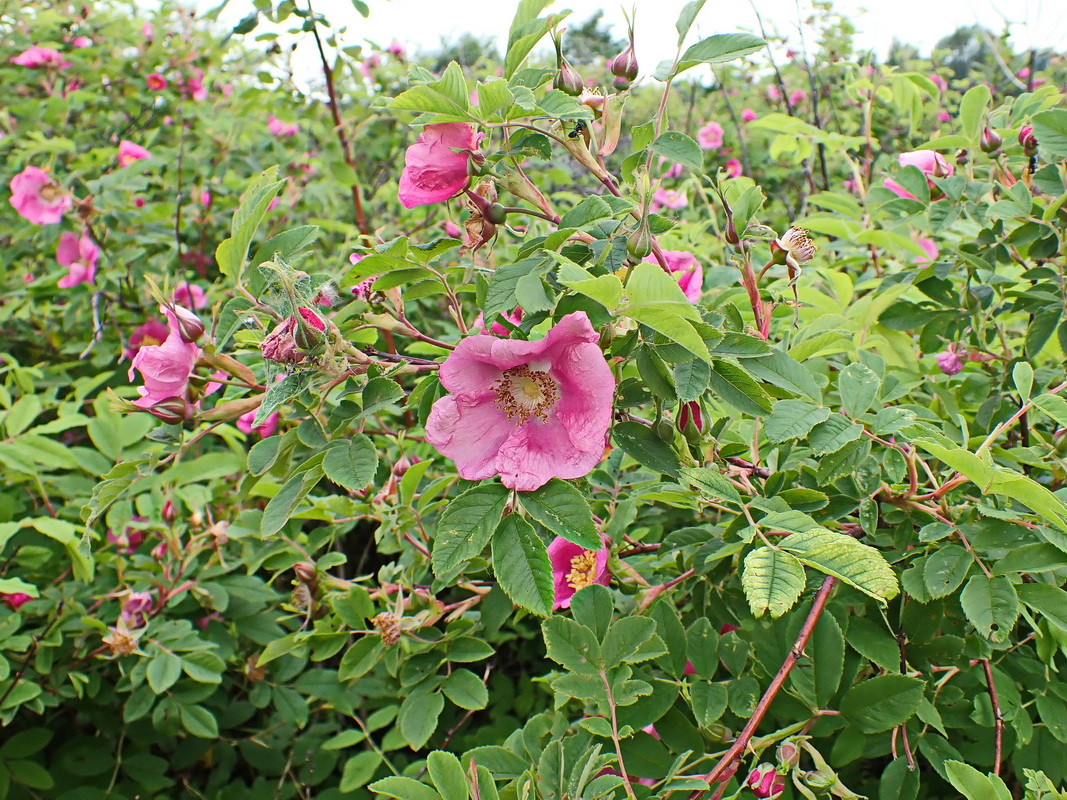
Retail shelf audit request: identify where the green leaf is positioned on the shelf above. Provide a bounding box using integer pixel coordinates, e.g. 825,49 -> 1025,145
505,2 -> 569,78
520,479 -> 599,550
370,775 -> 444,800
679,466 -> 742,504
649,131 -> 704,172
558,196 -> 613,229
922,544 -> 972,599
710,361 -> 772,415
958,84 -> 991,140
432,484 -> 510,580
691,681 -> 729,727
780,528 -> 899,603
807,415 -> 864,456
746,349 -> 822,401
340,751 -> 383,792
146,651 -> 182,694
675,33 -> 767,75
742,547 -> 806,618
674,359 -> 711,402
215,167 -> 285,279
1017,583 -> 1067,633
612,420 -> 682,479
322,435 -> 378,493
338,637 -> 384,681
945,761 -> 1012,800
1012,362 -> 1034,402
1032,109 -> 1067,160
993,543 -> 1067,575
542,615 -> 602,673
839,363 -> 881,417
960,574 -> 1019,643
602,617 -> 665,664
0,578 -> 38,598
570,584 -> 614,642
179,705 -> 219,738
1033,393 -> 1067,429
492,515 -> 554,616
428,751 -> 469,800
442,669 -> 489,710
250,225 -> 319,267
840,675 -> 925,733
399,689 -> 445,750
260,465 -> 324,536
764,400 -> 830,442
675,0 -> 707,44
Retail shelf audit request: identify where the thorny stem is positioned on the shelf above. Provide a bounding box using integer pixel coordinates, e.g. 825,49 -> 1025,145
982,659 -> 1004,775
688,576 -> 838,799
897,636 -> 917,769
306,0 -> 369,234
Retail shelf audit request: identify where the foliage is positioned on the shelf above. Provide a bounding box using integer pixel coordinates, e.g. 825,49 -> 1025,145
2,0 -> 1067,799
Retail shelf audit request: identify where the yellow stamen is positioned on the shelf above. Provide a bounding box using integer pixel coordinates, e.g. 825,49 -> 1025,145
566,550 -> 599,591
493,364 -> 559,424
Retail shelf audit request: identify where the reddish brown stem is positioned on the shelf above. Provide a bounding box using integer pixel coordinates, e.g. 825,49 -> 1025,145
982,659 -> 1003,775
307,1 -> 369,234
688,576 -> 838,799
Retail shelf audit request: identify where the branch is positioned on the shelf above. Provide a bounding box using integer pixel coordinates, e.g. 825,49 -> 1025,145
981,659 -> 1003,775
688,576 -> 838,799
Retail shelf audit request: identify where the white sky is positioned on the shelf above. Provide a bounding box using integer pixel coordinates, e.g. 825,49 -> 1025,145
213,0 -> 1067,77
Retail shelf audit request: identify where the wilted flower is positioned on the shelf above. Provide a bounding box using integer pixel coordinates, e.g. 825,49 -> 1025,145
9,166 -> 72,225
697,120 -> 724,150
10,46 -> 70,69
771,227 -> 817,270
120,591 -> 154,628
425,311 -> 614,491
548,535 -> 611,610
644,250 -> 703,302
747,764 -> 785,799
107,523 -> 146,554
118,140 -> 152,168
398,123 -> 482,208
128,307 -> 202,408
56,231 -> 99,288
103,625 -> 139,656
936,348 -> 963,375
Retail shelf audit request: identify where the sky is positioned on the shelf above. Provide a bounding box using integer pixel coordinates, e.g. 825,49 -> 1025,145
206,0 -> 1067,78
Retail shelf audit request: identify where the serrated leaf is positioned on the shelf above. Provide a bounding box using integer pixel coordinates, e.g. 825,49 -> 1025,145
679,466 -> 743,504
146,652 -> 182,694
370,775 -> 443,800
649,131 -> 704,172
960,574 -> 1019,643
922,544 -> 972,599
520,479 -> 598,549
742,547 -> 805,618
492,515 -> 553,616
780,528 -> 899,603
431,484 -> 510,579
808,415 -> 864,455
322,435 -> 378,493
612,420 -> 682,478
260,465 -> 324,536
215,167 -> 284,279
710,360 -> 772,415
675,33 -> 767,75
543,615 -> 602,673
839,363 -> 881,417
399,689 -> 445,751
427,751 -> 468,800
1017,582 -> 1067,633
442,669 -> 489,710
602,617 -> 665,664
840,675 -> 924,733
764,400 -> 830,442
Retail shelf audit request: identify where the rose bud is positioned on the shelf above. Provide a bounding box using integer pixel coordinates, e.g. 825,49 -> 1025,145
553,57 -> 584,97
293,306 -> 327,352
610,44 -> 638,83
172,305 -> 205,343
747,763 -> 786,799
980,127 -> 1002,154
1019,125 -> 1038,155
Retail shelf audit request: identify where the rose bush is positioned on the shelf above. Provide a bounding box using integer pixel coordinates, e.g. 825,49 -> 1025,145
2,0 -> 1067,799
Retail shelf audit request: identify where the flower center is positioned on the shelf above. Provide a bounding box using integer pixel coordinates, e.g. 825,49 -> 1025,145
38,183 -> 60,202
566,550 -> 599,591
493,364 -> 558,424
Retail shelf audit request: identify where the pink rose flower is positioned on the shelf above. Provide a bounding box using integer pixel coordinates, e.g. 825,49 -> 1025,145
118,140 -> 152,168
884,150 -> 953,200
471,307 -> 523,336
650,187 -> 687,212
125,318 -> 170,359
425,311 -> 614,491
937,110 -> 951,123
548,535 -> 611,610
747,764 -> 785,799
56,231 -> 99,288
173,282 -> 207,309
741,108 -> 758,122
766,84 -> 781,102
268,115 -> 298,136
142,22 -> 155,39
398,123 -> 482,208
237,410 -> 278,438
146,73 -> 167,90
388,41 -> 405,58
444,219 -> 463,238
10,46 -> 70,69
930,74 -> 947,93
2,592 -> 33,611
71,36 -> 92,48
644,250 -> 703,302
9,166 -> 72,225
696,120 -> 724,150
913,238 -> 938,264
789,88 -> 807,106
185,68 -> 207,101
128,308 -> 202,408
724,158 -> 743,178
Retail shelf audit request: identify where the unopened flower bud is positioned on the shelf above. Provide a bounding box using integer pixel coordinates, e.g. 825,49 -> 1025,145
704,723 -> 733,744
724,214 -> 741,246
747,764 -> 786,799
554,58 -> 584,97
980,127 -> 1002,154
678,400 -> 704,442
655,418 -> 676,441
162,499 -> 177,523
627,220 -> 654,259
613,75 -> 632,91
936,348 -> 963,375
1019,125 -> 1038,155
803,771 -> 836,791
955,148 -> 969,167
610,44 -> 638,82
294,306 -> 327,351
294,562 -> 318,586
172,305 -> 205,343
776,740 -> 801,768
148,397 -> 195,425
2,592 -> 33,611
